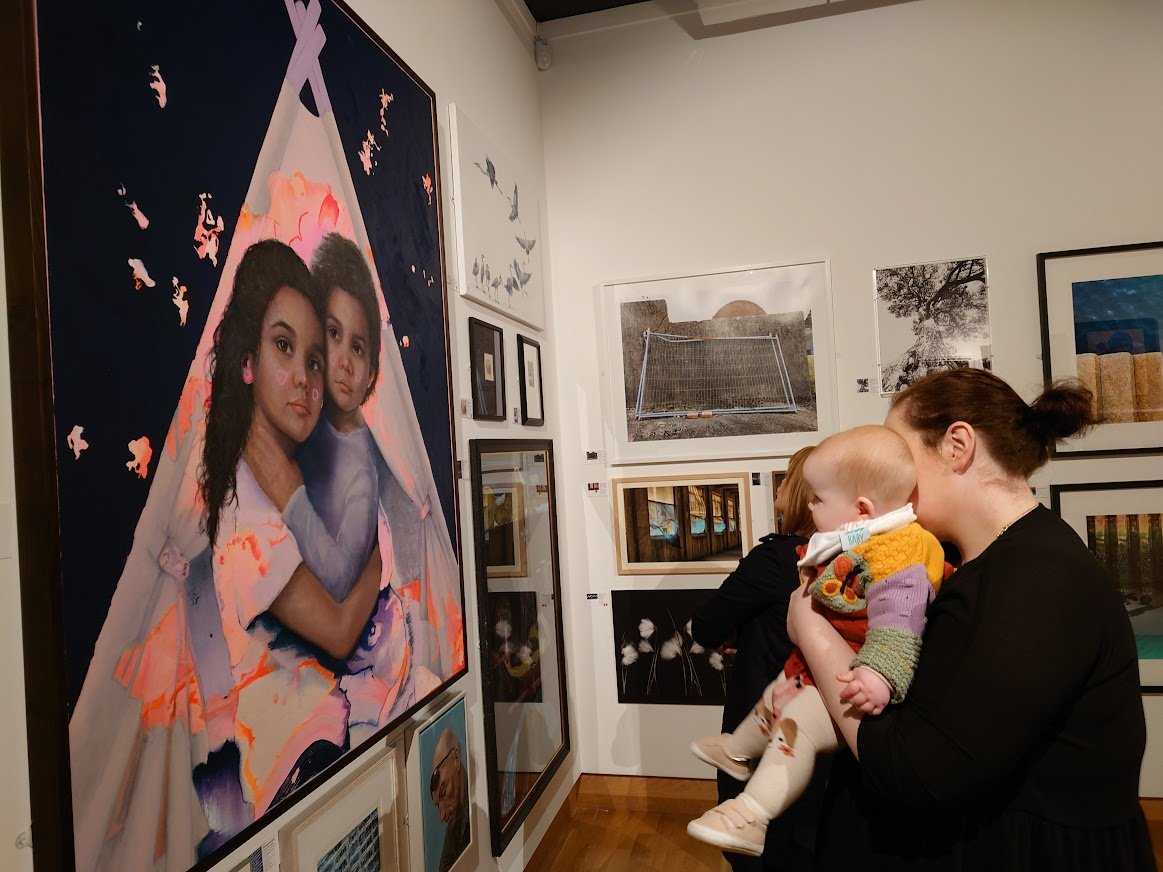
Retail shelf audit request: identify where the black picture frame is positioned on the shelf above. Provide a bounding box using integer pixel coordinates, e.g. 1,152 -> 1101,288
469,439 -> 570,856
1049,480 -> 1163,692
1036,240 -> 1163,458
469,317 -> 506,421
516,334 -> 545,426
0,3 -> 469,870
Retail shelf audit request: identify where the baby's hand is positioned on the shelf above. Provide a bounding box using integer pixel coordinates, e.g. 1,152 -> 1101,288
837,666 -> 892,715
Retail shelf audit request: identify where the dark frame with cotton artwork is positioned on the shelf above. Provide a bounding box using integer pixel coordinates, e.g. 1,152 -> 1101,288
469,316 -> 506,421
0,2 -> 469,870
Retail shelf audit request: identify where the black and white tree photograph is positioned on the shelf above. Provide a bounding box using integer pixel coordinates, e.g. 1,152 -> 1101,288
875,257 -> 992,394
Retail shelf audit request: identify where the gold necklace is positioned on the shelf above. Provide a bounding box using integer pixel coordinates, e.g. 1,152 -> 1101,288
997,502 -> 1039,539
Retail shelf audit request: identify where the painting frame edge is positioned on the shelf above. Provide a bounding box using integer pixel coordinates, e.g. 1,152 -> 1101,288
1049,479 -> 1163,691
595,258 -> 838,466
0,2 -> 472,869
468,438 -> 571,856
1037,240 -> 1163,459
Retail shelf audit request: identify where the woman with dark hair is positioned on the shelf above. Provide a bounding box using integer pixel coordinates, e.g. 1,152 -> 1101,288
787,369 -> 1154,870
198,239 -> 383,825
690,447 -> 827,871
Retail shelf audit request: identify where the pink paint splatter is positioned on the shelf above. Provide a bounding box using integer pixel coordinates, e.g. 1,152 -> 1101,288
171,276 -> 189,326
400,336 -> 409,349
421,173 -> 433,206
126,436 -> 153,479
357,131 -> 379,176
311,388 -> 320,402
116,184 -> 150,229
194,193 -> 225,267
67,425 -> 89,459
379,90 -> 394,135
128,258 -> 156,290
275,369 -> 289,386
148,65 -> 167,108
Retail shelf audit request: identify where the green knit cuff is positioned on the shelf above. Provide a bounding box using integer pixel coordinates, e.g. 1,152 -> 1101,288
851,627 -> 923,704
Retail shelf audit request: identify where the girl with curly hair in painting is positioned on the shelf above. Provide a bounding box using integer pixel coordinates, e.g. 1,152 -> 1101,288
243,233 -> 383,604
196,239 -> 384,850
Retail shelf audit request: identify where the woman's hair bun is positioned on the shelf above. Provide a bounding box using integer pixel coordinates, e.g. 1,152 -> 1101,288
1027,379 -> 1101,443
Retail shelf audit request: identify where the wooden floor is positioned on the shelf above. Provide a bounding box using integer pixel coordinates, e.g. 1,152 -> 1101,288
527,777 -> 1163,872
525,775 -> 728,872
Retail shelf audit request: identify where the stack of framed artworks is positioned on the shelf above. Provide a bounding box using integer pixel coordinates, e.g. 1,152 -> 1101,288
469,440 -> 570,855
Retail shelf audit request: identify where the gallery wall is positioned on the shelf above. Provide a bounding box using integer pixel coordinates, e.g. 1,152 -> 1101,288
0,1 -> 576,871
538,0 -> 1163,791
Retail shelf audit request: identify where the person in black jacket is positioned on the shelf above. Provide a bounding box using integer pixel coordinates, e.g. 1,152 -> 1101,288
691,447 -> 829,872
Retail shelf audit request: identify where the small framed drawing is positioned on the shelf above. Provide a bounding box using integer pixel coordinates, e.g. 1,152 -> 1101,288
612,472 -> 753,574
408,694 -> 473,872
517,334 -> 545,426
469,317 -> 506,421
598,260 -> 837,465
280,745 -> 405,872
481,479 -> 528,578
1050,480 -> 1163,689
1037,241 -> 1163,457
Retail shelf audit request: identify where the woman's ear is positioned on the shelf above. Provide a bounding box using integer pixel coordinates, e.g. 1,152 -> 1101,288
242,354 -> 255,385
945,421 -> 976,472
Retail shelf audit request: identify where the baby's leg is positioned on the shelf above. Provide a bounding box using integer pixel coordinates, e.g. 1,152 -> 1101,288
725,673 -> 792,760
741,685 -> 840,822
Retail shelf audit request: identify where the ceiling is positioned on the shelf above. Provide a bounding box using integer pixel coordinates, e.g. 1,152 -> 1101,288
522,0 -> 647,23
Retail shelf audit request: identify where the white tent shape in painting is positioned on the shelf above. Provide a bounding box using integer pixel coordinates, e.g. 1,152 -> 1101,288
68,3 -> 463,868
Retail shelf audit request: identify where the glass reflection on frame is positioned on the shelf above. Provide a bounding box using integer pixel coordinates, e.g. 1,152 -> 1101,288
470,439 -> 570,855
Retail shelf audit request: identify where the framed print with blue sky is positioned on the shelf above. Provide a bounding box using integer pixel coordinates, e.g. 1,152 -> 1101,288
1038,241 -> 1163,457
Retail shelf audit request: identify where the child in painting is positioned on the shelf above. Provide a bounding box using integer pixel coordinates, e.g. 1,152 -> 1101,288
687,425 -> 947,857
246,232 -> 382,601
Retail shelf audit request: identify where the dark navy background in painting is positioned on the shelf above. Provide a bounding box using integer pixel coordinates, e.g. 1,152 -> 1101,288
36,1 -> 454,712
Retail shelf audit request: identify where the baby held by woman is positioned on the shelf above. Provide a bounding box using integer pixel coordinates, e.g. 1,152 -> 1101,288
688,425 -> 946,857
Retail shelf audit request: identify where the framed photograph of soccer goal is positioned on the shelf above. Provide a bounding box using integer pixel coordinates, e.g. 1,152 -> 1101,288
597,260 -> 837,465
1050,480 -> 1163,690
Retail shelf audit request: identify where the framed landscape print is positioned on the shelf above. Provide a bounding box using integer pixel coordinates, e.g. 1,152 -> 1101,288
612,588 -> 732,706
599,260 -> 837,464
408,694 -> 473,872
1038,241 -> 1163,457
469,440 -> 570,855
612,473 -> 753,575
874,257 -> 992,395
469,316 -> 506,421
0,2 -> 468,869
281,746 -> 404,872
448,104 -> 546,331
1051,481 -> 1163,689
517,334 -> 545,426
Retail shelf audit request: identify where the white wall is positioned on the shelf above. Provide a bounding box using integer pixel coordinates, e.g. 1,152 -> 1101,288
0,1 -> 579,870
539,0 -> 1163,791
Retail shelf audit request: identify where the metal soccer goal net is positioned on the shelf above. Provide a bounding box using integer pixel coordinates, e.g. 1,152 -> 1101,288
633,331 -> 797,419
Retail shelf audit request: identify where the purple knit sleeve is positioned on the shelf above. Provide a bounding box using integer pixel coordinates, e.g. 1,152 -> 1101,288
866,564 -> 935,636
